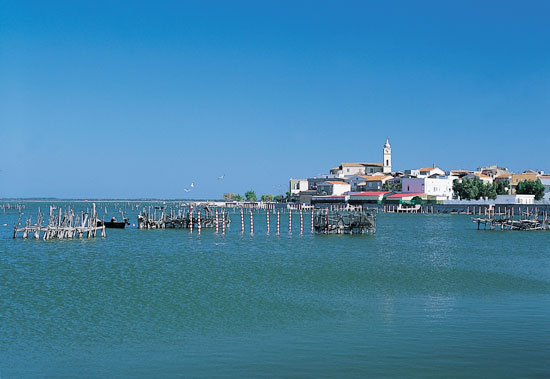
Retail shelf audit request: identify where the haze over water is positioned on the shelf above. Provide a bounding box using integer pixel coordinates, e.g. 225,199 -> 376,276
1,201 -> 549,377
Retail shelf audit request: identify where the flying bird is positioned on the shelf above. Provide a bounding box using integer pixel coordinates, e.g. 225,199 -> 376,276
184,189 -> 191,193
217,174 -> 225,180
190,182 -> 195,188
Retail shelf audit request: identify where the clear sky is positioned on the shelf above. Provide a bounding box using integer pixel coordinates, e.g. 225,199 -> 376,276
1,1 -> 549,199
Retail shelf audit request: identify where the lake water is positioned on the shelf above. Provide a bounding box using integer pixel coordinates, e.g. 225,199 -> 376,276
1,201 -> 549,377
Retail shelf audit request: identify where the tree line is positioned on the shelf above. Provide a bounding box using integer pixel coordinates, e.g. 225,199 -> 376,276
222,191 -> 287,202
453,178 -> 545,201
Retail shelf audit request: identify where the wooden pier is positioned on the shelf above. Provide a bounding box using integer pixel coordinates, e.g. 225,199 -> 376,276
13,203 -> 106,239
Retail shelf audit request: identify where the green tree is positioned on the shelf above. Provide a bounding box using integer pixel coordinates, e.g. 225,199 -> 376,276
411,196 -> 423,204
496,180 -> 509,195
245,190 -> 257,202
234,194 -> 244,201
274,195 -> 284,202
223,193 -> 237,201
261,194 -> 274,202
453,177 -> 497,200
516,179 -> 545,200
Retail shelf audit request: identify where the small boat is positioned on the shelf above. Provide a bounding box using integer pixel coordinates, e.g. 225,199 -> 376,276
97,216 -> 130,229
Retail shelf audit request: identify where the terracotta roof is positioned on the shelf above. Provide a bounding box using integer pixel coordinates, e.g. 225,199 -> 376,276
386,192 -> 424,198
496,173 -> 512,178
538,175 -> 550,179
450,169 -> 471,173
351,191 -> 390,196
363,175 -> 391,182
325,181 -> 349,185
476,173 -> 491,178
419,167 -> 436,172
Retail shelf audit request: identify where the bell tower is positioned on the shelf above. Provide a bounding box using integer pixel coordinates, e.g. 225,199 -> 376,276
383,138 -> 392,174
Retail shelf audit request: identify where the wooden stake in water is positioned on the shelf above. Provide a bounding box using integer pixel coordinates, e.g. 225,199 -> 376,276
277,210 -> 280,235
289,211 -> 292,234
311,210 -> 314,233
189,210 -> 193,233
241,209 -> 244,233
215,209 -> 219,234
300,210 -> 303,234
266,210 -> 270,234
250,210 -> 254,235
199,210 -> 203,234
222,210 -> 226,235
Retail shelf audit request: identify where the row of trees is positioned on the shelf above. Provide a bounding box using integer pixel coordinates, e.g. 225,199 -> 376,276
453,178 -> 546,201
223,191 -> 287,202
452,178 -> 508,200
516,179 -> 546,200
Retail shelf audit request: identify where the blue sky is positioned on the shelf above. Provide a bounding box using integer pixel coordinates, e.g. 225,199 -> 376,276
1,1 -> 549,198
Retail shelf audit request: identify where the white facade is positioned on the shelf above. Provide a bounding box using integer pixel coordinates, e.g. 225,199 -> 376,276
383,139 -> 392,174
402,177 -> 454,200
496,194 -> 535,205
289,179 -> 309,195
418,167 -> 446,178
317,181 -> 351,196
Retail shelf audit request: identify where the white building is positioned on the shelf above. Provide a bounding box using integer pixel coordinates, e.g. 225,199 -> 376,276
289,179 -> 309,195
496,194 -> 535,205
316,181 -> 351,196
329,139 -> 392,177
402,177 -> 454,200
330,162 -> 383,177
417,167 -> 446,178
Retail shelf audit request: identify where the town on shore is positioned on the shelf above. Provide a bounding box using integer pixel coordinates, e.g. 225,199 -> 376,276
282,139 -> 550,208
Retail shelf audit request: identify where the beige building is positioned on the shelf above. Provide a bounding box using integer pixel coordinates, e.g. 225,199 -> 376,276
329,139 -> 392,177
510,170 -> 539,193
330,162 -> 384,176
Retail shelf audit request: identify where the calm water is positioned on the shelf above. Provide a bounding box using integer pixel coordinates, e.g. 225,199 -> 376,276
1,202 -> 549,377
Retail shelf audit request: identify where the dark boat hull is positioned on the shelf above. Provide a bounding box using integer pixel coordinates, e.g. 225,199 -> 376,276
97,221 -> 128,229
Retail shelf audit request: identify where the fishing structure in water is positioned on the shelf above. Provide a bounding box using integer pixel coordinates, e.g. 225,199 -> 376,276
137,206 -> 231,230
473,210 -> 550,231
13,203 -> 106,239
313,210 -> 376,234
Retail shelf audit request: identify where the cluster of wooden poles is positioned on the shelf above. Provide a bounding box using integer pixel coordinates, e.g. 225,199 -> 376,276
473,208 -> 550,231
236,209 -> 313,235
13,204 -> 106,240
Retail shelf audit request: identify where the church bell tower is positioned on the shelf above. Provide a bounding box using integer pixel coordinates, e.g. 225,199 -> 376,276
383,138 -> 392,174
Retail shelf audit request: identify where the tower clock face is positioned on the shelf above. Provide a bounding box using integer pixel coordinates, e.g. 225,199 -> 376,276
384,148 -> 391,154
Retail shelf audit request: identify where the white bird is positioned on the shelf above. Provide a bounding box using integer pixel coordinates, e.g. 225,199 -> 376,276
217,174 -> 225,180
190,182 -> 195,188
184,188 -> 191,193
